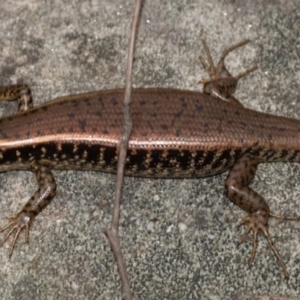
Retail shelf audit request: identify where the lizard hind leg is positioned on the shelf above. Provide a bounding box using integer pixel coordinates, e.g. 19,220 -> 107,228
237,210 -> 298,280
225,153 -> 299,280
198,39 -> 257,104
199,39 -> 257,84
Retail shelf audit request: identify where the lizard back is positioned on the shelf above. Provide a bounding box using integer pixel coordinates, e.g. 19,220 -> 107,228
0,88 -> 299,177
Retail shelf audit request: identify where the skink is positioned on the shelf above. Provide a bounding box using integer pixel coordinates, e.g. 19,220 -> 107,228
0,40 -> 298,279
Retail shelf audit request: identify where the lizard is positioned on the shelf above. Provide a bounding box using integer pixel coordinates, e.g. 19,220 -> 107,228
0,39 -> 298,279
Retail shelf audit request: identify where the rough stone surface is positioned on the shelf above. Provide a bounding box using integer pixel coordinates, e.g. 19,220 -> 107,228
0,1 -> 299,299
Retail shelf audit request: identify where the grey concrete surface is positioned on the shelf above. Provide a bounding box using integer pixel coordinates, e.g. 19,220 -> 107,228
0,0 -> 299,299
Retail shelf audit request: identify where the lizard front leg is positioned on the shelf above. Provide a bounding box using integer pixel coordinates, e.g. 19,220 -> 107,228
225,153 -> 298,279
0,84 -> 33,112
0,163 -> 56,256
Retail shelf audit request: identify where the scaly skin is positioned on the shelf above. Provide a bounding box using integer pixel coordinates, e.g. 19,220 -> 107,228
0,40 -> 298,279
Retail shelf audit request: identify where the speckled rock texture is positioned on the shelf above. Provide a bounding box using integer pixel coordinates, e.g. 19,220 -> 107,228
0,1 -> 299,299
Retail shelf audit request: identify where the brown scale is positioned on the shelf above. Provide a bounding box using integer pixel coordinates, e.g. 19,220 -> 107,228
0,40 -> 299,279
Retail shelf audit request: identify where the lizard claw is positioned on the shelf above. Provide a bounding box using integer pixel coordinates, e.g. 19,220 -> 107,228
237,210 -> 290,280
0,212 -> 31,257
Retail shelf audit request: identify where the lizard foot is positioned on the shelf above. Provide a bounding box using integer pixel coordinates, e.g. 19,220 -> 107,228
237,209 -> 298,280
198,39 -> 257,105
199,39 -> 257,86
0,212 -> 32,257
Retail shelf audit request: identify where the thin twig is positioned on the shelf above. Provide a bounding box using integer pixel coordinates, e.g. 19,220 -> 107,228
104,1 -> 143,299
